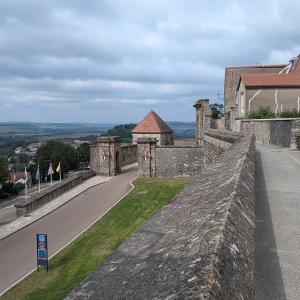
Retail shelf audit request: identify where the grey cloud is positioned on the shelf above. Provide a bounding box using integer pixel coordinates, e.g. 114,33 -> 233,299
1,0 -> 300,123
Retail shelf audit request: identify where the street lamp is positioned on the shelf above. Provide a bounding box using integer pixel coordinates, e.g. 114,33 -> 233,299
217,93 -> 224,100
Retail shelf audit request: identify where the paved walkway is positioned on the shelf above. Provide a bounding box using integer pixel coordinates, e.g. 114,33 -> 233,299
255,142 -> 300,300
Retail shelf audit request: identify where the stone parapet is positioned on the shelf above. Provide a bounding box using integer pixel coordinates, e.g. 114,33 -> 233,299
15,170 -> 96,217
203,129 -> 245,167
240,118 -> 300,149
67,134 -> 256,299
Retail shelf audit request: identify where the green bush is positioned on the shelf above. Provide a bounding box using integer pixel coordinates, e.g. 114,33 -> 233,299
280,109 -> 300,118
2,182 -> 19,195
0,192 -> 10,199
247,106 -> 276,119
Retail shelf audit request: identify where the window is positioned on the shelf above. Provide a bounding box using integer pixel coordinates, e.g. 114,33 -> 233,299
240,92 -> 245,114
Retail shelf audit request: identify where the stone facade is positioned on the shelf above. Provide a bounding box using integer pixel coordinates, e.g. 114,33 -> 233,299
193,98 -> 212,145
237,84 -> 300,118
90,136 -> 121,176
132,132 -> 173,146
224,65 -> 286,130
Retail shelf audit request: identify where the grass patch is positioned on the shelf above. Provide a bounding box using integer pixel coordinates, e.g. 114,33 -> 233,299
2,177 -> 191,300
0,221 -> 11,227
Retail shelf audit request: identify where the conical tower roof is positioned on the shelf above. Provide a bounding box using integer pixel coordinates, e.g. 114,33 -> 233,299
131,111 -> 173,133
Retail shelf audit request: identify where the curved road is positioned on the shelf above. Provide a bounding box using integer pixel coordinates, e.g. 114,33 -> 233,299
0,167 -> 137,295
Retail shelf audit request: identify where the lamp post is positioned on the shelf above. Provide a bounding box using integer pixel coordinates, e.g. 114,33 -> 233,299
217,93 -> 224,100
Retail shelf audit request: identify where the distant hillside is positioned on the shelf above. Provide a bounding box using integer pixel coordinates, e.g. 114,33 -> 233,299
0,122 -> 116,136
0,121 -> 195,142
166,121 -> 196,138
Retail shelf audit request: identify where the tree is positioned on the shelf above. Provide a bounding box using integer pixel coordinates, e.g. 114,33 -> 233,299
35,141 -> 78,180
210,103 -> 224,119
0,155 -> 9,184
105,123 -> 137,138
77,143 -> 90,163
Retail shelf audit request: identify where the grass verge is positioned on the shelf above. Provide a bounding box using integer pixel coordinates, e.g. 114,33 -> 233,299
2,177 -> 191,300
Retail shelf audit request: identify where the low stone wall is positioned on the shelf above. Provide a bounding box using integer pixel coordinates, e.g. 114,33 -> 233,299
155,146 -> 203,177
15,170 -> 96,217
174,138 -> 197,146
67,134 -> 256,299
241,118 -> 300,149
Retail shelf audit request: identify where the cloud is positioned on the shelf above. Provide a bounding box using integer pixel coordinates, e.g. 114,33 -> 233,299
0,0 -> 300,123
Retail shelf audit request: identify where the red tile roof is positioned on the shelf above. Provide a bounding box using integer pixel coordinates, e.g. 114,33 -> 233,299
241,73 -> 300,88
131,111 -> 173,133
240,56 -> 300,88
8,172 -> 31,183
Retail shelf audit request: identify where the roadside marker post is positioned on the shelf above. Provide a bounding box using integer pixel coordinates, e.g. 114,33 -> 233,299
36,234 -> 49,272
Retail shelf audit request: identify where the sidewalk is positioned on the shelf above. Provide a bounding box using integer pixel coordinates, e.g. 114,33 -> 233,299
0,175 -> 111,240
255,142 -> 300,300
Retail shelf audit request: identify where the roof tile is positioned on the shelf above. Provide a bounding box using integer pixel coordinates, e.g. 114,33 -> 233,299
131,111 -> 173,133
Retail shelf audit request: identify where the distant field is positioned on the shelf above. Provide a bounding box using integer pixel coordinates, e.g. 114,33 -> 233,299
0,122 -> 114,141
37,133 -> 104,142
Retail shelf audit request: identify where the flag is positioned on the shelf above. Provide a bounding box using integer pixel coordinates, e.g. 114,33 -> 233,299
35,165 -> 40,181
48,164 -> 54,175
56,162 -> 61,172
24,167 -> 28,181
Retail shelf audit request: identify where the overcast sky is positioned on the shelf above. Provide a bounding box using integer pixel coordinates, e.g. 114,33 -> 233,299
1,0 -> 300,124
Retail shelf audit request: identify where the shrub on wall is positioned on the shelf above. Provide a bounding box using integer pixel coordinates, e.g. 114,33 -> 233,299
247,106 -> 276,119
279,109 -> 300,118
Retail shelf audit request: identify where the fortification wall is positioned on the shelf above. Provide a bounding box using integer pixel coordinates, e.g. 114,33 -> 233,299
67,134 -> 256,299
155,146 -> 203,177
241,118 -> 300,149
204,129 -> 245,167
120,144 -> 138,167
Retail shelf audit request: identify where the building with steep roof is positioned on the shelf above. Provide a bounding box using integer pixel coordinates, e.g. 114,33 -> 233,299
224,63 -> 287,130
236,54 -> 300,119
131,110 -> 174,146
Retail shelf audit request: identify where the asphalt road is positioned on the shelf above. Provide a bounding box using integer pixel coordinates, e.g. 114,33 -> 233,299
0,167 -> 137,295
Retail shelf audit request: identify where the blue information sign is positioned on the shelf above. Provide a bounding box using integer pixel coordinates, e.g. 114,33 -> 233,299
36,234 -> 48,272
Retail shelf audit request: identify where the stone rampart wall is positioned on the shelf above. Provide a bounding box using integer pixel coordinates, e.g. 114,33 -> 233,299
67,134 -> 256,299
15,170 -> 96,217
204,129 -> 245,167
173,138 -> 197,146
241,118 -> 300,149
155,146 -> 203,177
120,144 -> 138,167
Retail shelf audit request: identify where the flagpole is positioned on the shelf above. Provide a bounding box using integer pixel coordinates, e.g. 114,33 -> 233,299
38,167 -> 41,193
50,169 -> 53,187
24,167 -> 28,199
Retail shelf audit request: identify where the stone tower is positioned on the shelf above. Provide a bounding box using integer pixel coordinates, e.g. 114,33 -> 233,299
194,99 -> 212,146
131,110 -> 174,146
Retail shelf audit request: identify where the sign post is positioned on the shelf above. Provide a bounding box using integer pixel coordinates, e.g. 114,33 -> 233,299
36,234 -> 49,272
